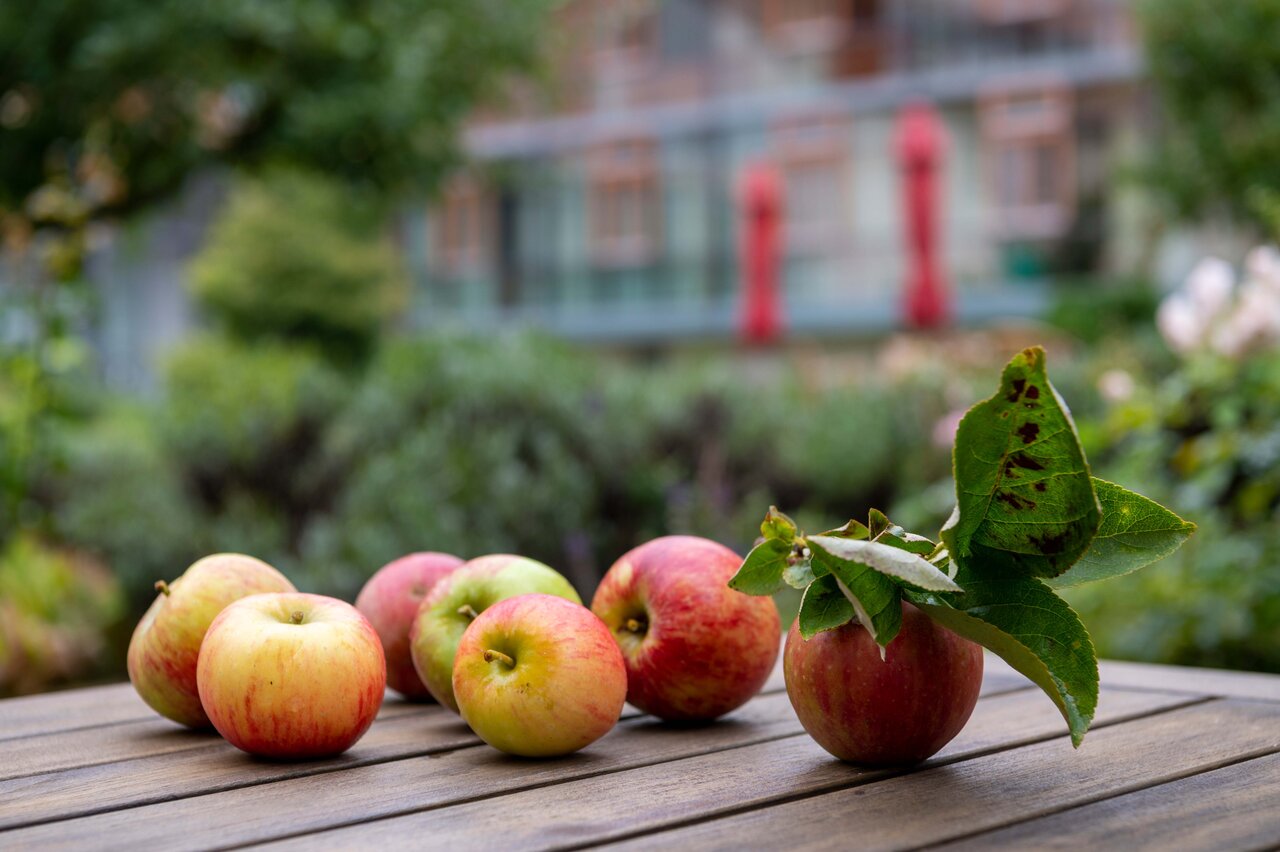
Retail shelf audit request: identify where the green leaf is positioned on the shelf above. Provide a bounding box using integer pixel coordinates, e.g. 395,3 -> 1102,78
1047,478 -> 1197,589
878,531 -> 937,556
760,506 -> 798,543
822,518 -> 871,540
949,346 -> 1101,580
782,557 -> 816,590
728,538 -> 791,596
807,536 -> 962,594
908,565 -> 1098,747
808,539 -> 904,649
798,573 -> 855,638
868,508 -> 892,538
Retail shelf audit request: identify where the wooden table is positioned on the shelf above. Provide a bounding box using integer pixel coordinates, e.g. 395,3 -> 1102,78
2,655 -> 1278,851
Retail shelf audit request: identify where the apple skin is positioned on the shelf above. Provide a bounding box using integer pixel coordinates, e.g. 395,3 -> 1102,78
453,594 -> 627,757
591,535 -> 780,721
197,592 -> 385,759
784,602 -> 984,765
409,554 -> 581,712
355,552 -> 464,700
127,553 -> 296,728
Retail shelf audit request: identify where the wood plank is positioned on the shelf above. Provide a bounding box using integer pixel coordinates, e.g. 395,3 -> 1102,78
599,699 -> 1280,852
0,668 -> 1030,833
220,687 -> 1195,852
1098,659 -> 1280,702
0,684 -> 150,741
0,688 -> 814,850
935,751 -> 1280,851
0,693 -> 433,782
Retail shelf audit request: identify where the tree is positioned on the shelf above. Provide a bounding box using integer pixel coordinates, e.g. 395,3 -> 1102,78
1139,0 -> 1280,232
0,0 -> 554,268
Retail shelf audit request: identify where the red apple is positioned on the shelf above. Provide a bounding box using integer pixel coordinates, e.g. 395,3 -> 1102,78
197,593 -> 385,759
784,602 -> 984,765
453,594 -> 627,757
127,553 -> 296,727
591,535 -> 780,721
409,554 -> 580,712
355,552 -> 463,700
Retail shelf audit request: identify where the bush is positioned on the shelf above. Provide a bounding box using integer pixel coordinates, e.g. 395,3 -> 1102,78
0,535 -> 124,696
187,171 -> 407,362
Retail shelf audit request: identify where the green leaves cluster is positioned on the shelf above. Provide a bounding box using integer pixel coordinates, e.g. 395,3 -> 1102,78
730,346 -> 1196,747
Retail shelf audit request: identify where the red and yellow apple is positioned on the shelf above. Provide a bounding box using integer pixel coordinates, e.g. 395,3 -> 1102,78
591,535 -> 780,721
196,592 -> 385,759
453,594 -> 627,757
410,554 -> 580,712
127,553 -> 295,727
784,602 -> 984,765
355,551 -> 463,700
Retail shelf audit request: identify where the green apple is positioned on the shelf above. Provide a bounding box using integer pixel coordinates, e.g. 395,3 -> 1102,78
127,553 -> 295,727
409,554 -> 580,712
453,594 -> 627,757
197,593 -> 385,759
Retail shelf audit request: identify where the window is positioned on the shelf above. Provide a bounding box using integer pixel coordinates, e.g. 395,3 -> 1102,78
772,114 -> 850,253
761,0 -> 850,54
973,0 -> 1070,25
588,139 -> 661,268
980,84 -> 1075,240
433,177 -> 489,275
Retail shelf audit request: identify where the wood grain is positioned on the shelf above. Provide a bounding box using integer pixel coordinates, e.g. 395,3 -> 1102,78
247,688 -> 1198,852
0,684 -> 150,741
1098,659 -> 1280,702
0,689 -> 811,850
599,700 -> 1280,852
934,751 -> 1280,851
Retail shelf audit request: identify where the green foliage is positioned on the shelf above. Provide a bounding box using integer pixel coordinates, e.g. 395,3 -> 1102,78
0,535 -> 124,696
947,347 -> 1100,580
188,171 -> 407,360
1138,0 -> 1280,229
732,347 -> 1195,747
0,0 -> 555,258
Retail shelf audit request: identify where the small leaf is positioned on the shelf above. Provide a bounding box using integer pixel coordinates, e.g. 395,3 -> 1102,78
949,346 -> 1101,579
877,531 -> 937,556
782,557 -> 816,590
728,538 -> 791,596
808,536 -> 962,593
809,539 -> 904,648
822,519 -> 871,540
797,573 -> 855,638
868,508 -> 891,539
908,565 -> 1098,747
760,506 -> 798,544
1047,478 -> 1197,588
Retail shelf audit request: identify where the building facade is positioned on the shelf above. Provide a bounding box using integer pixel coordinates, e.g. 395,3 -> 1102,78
411,0 -> 1144,341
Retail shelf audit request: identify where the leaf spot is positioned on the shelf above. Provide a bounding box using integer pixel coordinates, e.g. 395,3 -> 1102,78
1016,422 -> 1040,444
1024,385 -> 1040,400
995,491 -> 1037,511
1007,378 -> 1027,402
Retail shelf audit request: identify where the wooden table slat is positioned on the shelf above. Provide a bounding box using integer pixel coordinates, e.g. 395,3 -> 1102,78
933,751 -> 1280,851
597,700 -> 1280,852
242,688 -> 1200,852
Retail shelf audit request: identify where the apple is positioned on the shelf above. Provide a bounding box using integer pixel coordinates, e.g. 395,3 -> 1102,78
355,551 -> 463,700
453,594 -> 627,757
784,602 -> 984,765
196,592 -> 385,759
410,554 -> 581,712
127,553 -> 296,727
591,535 -> 780,721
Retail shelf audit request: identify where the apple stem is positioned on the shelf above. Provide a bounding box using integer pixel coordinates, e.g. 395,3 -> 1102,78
154,580 -> 171,597
483,649 -> 515,668
457,604 -> 479,621
290,611 -> 305,625
624,616 -> 647,635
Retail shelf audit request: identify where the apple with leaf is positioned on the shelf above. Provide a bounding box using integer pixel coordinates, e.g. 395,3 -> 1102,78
730,347 -> 1196,764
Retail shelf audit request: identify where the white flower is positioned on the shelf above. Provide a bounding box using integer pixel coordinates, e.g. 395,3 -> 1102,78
1156,293 -> 1204,354
1246,245 -> 1280,295
1184,257 -> 1235,317
1097,369 -> 1136,403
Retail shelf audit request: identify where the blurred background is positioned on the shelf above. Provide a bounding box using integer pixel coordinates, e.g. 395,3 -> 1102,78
3,0 -> 1280,695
